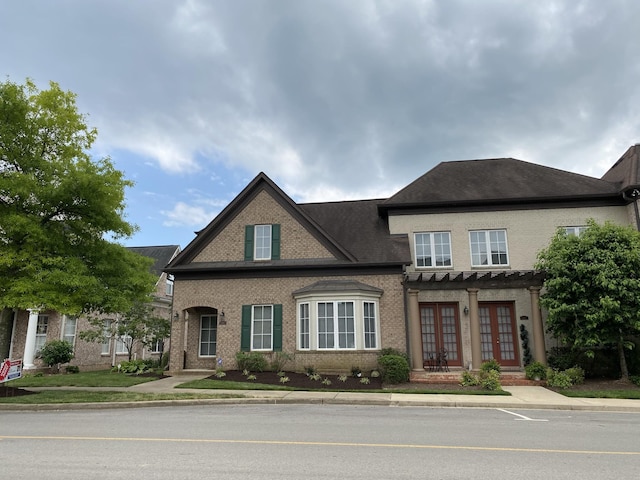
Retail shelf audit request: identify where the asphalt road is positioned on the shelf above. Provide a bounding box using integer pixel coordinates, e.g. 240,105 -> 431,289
2,405 -> 639,479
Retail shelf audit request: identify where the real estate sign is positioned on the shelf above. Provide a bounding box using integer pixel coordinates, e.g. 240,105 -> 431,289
0,359 -> 23,383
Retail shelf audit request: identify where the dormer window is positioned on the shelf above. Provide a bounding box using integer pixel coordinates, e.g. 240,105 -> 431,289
244,224 -> 281,261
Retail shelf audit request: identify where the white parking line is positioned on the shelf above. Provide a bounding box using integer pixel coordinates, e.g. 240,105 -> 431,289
497,408 -> 549,421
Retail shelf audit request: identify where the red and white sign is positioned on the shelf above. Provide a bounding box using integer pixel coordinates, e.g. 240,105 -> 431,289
0,359 -> 23,383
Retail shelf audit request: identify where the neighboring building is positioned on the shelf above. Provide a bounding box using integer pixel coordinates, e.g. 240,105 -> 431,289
166,144 -> 640,377
165,174 -> 411,374
5,245 -> 180,370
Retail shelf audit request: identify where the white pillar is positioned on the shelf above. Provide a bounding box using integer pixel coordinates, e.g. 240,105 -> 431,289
23,309 -> 40,369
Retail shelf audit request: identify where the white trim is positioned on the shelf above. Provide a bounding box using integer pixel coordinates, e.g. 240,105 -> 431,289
254,224 -> 272,261
469,229 -> 509,267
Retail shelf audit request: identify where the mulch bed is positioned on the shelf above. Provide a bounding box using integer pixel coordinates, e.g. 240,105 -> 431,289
0,385 -> 36,398
209,370 -> 384,390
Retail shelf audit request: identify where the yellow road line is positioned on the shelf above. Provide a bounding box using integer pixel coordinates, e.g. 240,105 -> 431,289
1,435 -> 638,456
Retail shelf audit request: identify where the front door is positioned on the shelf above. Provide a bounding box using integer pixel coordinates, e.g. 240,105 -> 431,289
420,303 -> 462,367
478,302 -> 519,367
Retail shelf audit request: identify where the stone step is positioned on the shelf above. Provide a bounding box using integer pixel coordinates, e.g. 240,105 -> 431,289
410,370 -> 542,386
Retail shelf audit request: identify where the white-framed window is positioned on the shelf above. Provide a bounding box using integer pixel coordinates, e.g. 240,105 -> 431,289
318,301 -> 355,349
254,224 -> 272,260
199,314 -> 218,357
101,319 -> 112,355
299,303 -> 310,350
296,297 -> 380,351
166,277 -> 174,296
414,232 -> 452,267
62,315 -> 77,347
35,315 -> 49,353
564,226 -> 588,236
150,339 -> 164,354
470,229 -> 509,266
363,302 -> 377,349
252,305 -> 273,351
116,334 -> 131,355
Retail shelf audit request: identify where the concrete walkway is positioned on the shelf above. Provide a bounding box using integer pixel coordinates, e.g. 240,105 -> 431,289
6,374 -> 638,412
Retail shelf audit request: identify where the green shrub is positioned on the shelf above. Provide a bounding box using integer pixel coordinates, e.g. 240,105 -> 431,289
65,365 -> 80,374
460,370 -> 480,386
630,375 -> 640,387
116,359 -> 155,374
524,361 -> 547,380
269,352 -> 294,372
39,340 -> 74,368
235,352 -> 268,372
304,366 -> 316,376
565,366 -> 585,385
377,354 -> 410,384
379,348 -> 409,362
351,366 -> 362,377
546,368 -> 573,389
480,358 -> 501,374
479,369 -> 502,391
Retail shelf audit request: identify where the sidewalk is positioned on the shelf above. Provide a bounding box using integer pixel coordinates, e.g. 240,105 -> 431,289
5,374 -> 638,412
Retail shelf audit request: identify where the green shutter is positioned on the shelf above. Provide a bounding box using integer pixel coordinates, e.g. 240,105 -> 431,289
271,224 -> 281,260
273,304 -> 283,352
241,305 -> 252,351
244,225 -> 254,261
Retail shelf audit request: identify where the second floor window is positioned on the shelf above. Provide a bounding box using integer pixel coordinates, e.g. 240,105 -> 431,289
415,232 -> 452,267
564,226 -> 588,236
245,224 -> 281,261
470,229 -> 509,266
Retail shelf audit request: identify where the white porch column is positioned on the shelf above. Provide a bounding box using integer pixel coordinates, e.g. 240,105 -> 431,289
23,309 -> 40,369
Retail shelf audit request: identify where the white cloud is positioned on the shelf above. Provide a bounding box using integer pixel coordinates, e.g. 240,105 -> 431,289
161,202 -> 219,228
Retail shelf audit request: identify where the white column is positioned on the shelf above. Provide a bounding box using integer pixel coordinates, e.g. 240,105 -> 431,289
23,309 -> 40,369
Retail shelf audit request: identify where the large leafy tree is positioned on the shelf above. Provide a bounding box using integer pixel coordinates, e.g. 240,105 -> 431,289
536,220 -> 640,379
0,79 -> 155,316
80,302 -> 170,362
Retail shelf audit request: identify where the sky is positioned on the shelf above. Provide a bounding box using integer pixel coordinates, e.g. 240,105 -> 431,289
1,0 -> 639,249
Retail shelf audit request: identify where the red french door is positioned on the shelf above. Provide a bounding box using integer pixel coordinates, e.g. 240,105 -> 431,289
478,302 -> 519,367
419,303 -> 462,367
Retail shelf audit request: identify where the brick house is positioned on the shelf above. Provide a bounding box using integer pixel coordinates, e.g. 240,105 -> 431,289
167,145 -> 640,376
3,245 -> 179,370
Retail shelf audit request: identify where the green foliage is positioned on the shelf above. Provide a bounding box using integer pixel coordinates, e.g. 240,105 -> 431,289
546,368 -> 573,389
630,376 -> 640,387
0,79 -> 156,313
80,303 -> 170,361
304,366 -> 316,376
351,366 -> 362,377
460,370 -> 481,386
480,359 -> 501,374
359,377 -> 370,384
524,361 -> 547,380
235,351 -> 267,372
370,370 -> 380,378
519,324 -> 533,366
65,365 -> 80,374
379,347 -> 409,362
377,354 -> 410,384
479,369 -> 502,391
269,351 -> 294,372
537,220 -> 640,378
214,369 -> 226,378
565,366 -> 585,385
116,359 -> 154,375
39,340 -> 74,367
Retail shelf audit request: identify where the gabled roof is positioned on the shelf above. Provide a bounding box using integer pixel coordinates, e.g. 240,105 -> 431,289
127,245 -> 180,277
167,173 -> 410,272
601,144 -> 640,192
382,157 -> 621,210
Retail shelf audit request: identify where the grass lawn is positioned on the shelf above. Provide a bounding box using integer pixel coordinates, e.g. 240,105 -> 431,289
8,370 -> 159,388
0,390 -> 243,405
176,378 -> 512,396
556,389 -> 640,400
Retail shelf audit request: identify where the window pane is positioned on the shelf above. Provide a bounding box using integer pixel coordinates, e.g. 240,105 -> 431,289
337,302 -> 355,349
415,233 -> 432,267
363,302 -> 377,349
299,303 -> 310,349
254,225 -> 272,260
470,231 -> 488,265
433,232 -> 452,266
252,305 -> 273,351
200,314 -> 217,356
317,302 -> 334,349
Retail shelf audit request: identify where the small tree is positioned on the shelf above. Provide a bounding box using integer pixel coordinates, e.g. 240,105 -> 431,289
536,220 -> 640,379
39,340 -> 74,371
80,302 -> 169,361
